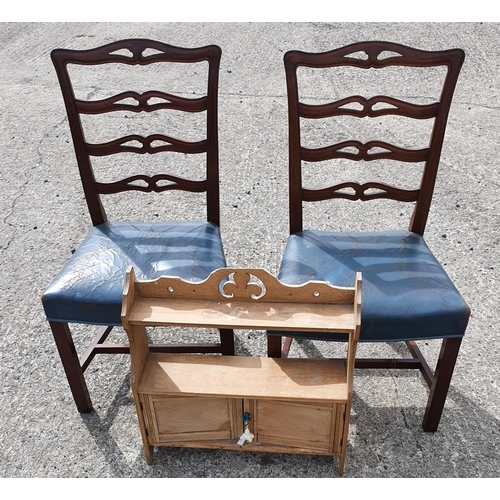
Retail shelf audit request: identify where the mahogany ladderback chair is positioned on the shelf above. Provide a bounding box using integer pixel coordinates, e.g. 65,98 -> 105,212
267,41 -> 469,431
42,39 -> 234,413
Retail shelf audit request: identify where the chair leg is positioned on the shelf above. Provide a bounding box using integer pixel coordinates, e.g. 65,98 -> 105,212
267,335 -> 282,358
49,321 -> 92,413
282,337 -> 293,358
219,328 -> 235,355
422,337 -> 462,432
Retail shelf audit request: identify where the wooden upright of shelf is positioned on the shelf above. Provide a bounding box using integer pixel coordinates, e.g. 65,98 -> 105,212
121,267 -> 361,476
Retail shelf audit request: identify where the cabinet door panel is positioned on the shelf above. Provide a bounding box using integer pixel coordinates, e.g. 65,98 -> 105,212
148,396 -> 236,444
256,400 -> 333,452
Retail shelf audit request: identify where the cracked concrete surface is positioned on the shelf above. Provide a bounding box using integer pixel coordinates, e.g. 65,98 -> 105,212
0,22 -> 499,479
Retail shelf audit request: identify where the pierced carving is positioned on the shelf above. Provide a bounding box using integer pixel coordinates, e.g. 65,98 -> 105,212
336,145 -> 360,155
344,50 -> 369,60
339,46 -> 414,68
366,146 -> 392,155
106,46 -> 168,63
149,139 -> 171,148
299,96 -> 439,119
147,96 -> 170,106
338,102 -> 364,111
376,50 -> 403,60
86,134 -> 207,156
371,101 -> 398,111
302,140 -> 429,163
334,186 -> 357,197
108,48 -> 134,58
141,47 -> 165,57
76,91 -> 207,114
121,139 -> 144,148
115,97 -> 142,106
303,181 -> 421,202
132,268 -> 355,304
96,174 -> 207,194
221,271 -> 267,300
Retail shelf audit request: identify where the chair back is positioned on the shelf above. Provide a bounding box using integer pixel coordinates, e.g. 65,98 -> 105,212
51,39 -> 221,226
284,41 -> 465,235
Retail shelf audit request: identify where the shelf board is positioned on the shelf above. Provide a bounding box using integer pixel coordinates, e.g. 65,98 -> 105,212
138,353 -> 349,402
128,297 -> 355,333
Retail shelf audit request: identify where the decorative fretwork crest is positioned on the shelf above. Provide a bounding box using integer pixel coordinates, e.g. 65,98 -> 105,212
130,267 -> 355,305
220,271 -> 267,300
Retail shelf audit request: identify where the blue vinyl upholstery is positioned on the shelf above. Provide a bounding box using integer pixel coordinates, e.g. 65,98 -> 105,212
42,221 -> 227,326
273,230 -> 470,342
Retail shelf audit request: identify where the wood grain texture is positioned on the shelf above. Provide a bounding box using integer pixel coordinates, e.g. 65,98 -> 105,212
129,298 -> 355,333
138,354 -> 348,402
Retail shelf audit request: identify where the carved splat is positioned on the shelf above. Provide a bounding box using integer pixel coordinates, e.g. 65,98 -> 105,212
301,140 -> 429,163
86,134 -> 207,156
75,91 -> 207,114
303,181 -> 421,203
299,96 -> 439,119
96,174 -> 207,194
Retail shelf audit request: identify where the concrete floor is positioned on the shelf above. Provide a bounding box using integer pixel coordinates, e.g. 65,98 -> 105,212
0,22 -> 499,480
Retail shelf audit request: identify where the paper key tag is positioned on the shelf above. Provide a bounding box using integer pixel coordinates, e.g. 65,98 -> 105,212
243,428 -> 254,442
237,427 -> 255,446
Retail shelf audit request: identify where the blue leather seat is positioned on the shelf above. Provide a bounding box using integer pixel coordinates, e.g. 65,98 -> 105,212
42,221 -> 226,326
273,230 -> 469,342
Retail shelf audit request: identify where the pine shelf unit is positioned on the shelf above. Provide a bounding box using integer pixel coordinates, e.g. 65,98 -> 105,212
121,267 -> 361,476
